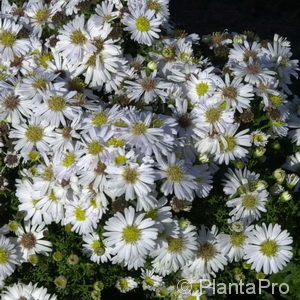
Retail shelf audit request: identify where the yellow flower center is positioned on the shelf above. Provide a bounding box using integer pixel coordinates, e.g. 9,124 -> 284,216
87,141 -> 104,155
144,209 -> 158,220
32,78 -> 48,90
135,16 -> 151,32
34,8 -> 50,23
205,108 -> 221,123
131,122 -> 148,135
0,247 -> 9,264
92,112 -> 108,126
115,155 -> 127,164
119,279 -> 129,290
25,126 -> 44,143
91,240 -> 105,256
242,193 -> 257,209
122,225 -> 141,244
166,165 -> 184,182
74,207 -> 86,221
260,240 -> 278,257
48,95 -> 66,112
167,237 -> 184,253
122,166 -> 139,183
43,166 -> 54,181
70,29 -> 87,45
220,135 -> 236,152
0,31 -> 17,47
230,233 -> 246,247
268,94 -> 283,106
144,277 -> 155,286
196,82 -> 209,96
108,138 -> 125,147
147,0 -> 161,11
62,152 -> 76,167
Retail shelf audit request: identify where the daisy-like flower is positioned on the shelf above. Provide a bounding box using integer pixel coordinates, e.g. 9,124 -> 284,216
231,57 -> 276,86
116,277 -> 138,293
0,235 -> 20,280
122,6 -> 162,46
222,167 -> 263,197
141,269 -> 164,291
145,0 -> 170,21
0,18 -> 32,62
251,130 -> 270,147
283,152 -> 300,173
56,15 -> 96,62
244,223 -> 293,274
36,89 -> 81,127
228,40 -> 262,63
187,68 -> 220,103
0,90 -> 33,125
25,2 -> 56,37
218,224 -> 253,262
125,70 -> 169,104
93,1 -> 119,25
157,153 -> 198,201
16,221 -> 52,260
9,119 -> 55,159
226,189 -> 268,222
193,101 -> 234,133
106,161 -> 156,201
182,225 -> 228,279
64,196 -> 99,235
215,74 -> 254,112
82,232 -> 112,263
151,223 -> 198,276
103,206 -> 158,270
215,124 -> 251,165
1,282 -> 57,300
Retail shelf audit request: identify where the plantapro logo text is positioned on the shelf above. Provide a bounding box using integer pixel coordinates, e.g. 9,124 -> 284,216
177,279 -> 289,296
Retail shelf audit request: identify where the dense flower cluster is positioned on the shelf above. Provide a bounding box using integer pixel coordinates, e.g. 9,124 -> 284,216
0,0 -> 299,299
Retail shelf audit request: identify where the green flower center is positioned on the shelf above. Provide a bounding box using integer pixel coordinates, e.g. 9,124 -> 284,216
131,122 -> 148,135
32,78 -> 48,90
147,0 -> 161,11
122,225 -> 141,244
34,8 -> 50,23
268,94 -> 283,106
197,242 -> 216,261
87,141 -> 104,155
167,237 -> 184,253
0,31 -> 17,47
62,152 -> 76,167
25,126 -> 44,143
196,82 -> 209,96
230,233 -> 246,247
119,279 -> 129,290
144,209 -> 158,220
220,135 -> 236,152
242,193 -> 257,209
91,240 -> 105,256
49,190 -> 58,202
122,166 -> 139,183
48,95 -> 66,112
108,138 -> 125,147
92,112 -> 108,126
144,277 -> 155,286
260,240 -> 278,257
115,155 -> 127,164
43,166 -> 54,181
0,247 -> 9,264
253,134 -> 264,142
166,165 -> 184,182
135,16 -> 151,32
70,29 -> 87,45
74,207 -> 86,221
205,108 -> 221,123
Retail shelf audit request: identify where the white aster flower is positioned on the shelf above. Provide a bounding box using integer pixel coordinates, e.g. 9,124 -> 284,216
16,221 -> 52,260
123,6 -> 162,46
116,277 -> 138,293
244,223 -> 293,274
141,269 -> 164,291
103,206 -> 158,270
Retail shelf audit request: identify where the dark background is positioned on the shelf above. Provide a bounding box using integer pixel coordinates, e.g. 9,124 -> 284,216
170,0 -> 300,58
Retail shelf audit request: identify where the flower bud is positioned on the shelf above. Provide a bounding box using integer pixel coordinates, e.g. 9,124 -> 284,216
278,191 -> 292,202
273,168 -> 286,183
147,61 -> 157,71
